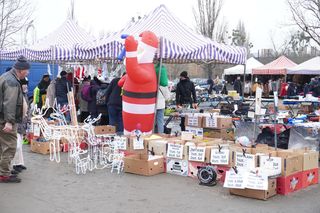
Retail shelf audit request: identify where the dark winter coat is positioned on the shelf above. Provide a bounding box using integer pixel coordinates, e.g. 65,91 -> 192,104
0,69 -> 24,124
105,77 -> 122,110
87,80 -> 108,114
55,77 -> 71,104
233,79 -> 242,95
175,78 -> 197,105
207,78 -> 214,94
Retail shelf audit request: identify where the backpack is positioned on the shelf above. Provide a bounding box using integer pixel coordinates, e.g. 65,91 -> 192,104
96,88 -> 108,106
81,85 -> 92,102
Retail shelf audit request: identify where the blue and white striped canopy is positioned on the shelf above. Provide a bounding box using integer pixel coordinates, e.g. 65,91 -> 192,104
0,19 -> 94,61
78,5 -> 246,64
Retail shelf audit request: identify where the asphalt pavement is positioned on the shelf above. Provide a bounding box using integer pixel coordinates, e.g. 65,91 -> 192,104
0,147 -> 319,213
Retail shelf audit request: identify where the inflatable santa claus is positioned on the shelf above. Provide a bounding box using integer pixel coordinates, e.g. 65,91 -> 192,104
118,31 -> 159,135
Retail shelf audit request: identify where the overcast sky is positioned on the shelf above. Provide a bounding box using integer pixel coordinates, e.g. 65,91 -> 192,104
30,0 -> 294,52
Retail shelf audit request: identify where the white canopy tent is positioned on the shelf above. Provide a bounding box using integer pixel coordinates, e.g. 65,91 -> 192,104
223,57 -> 264,75
287,56 -> 320,75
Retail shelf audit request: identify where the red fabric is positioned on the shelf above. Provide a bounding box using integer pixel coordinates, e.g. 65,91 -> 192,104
280,82 -> 288,97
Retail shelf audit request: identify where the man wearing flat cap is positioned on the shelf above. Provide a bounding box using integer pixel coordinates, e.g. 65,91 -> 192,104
0,56 -> 30,183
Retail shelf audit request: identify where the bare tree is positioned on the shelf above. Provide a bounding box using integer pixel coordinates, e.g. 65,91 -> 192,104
0,0 -> 33,48
287,0 -> 320,47
193,0 -> 225,78
269,33 -> 291,57
230,20 -> 253,55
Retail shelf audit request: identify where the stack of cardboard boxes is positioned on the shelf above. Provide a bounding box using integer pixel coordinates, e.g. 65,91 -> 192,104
276,149 -> 319,195
184,113 -> 235,141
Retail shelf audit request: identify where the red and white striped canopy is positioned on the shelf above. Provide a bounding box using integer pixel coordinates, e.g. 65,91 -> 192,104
252,55 -> 297,75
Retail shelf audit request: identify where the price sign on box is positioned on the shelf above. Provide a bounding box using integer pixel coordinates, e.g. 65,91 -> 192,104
187,116 -> 199,126
206,116 -> 217,128
115,137 -> 127,150
133,138 -> 144,150
246,172 -> 268,190
224,169 -> 247,189
188,146 -> 206,162
185,126 -> 203,138
210,148 -> 229,165
167,143 -> 184,159
259,156 -> 282,176
235,152 -> 255,170
33,124 -> 41,137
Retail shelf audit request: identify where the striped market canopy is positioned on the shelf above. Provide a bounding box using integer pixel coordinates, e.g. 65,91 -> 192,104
252,55 -> 297,75
78,4 -> 247,64
0,19 -> 94,61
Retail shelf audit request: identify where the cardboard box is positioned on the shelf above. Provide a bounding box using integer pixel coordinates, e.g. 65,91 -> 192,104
94,125 -> 116,135
185,114 -> 203,127
277,172 -> 303,195
188,161 -> 208,178
230,178 -> 277,200
166,158 -> 188,176
148,140 -> 168,156
31,140 -> 60,155
124,155 -> 164,176
202,115 -> 233,129
301,168 -> 319,188
294,149 -> 319,171
203,128 -> 235,141
230,145 -> 252,167
277,150 -> 303,176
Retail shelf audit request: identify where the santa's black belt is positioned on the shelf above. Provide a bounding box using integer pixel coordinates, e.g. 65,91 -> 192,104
123,90 -> 157,99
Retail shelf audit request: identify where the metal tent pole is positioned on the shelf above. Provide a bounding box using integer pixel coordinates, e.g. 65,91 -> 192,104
243,63 -> 246,97
152,36 -> 163,133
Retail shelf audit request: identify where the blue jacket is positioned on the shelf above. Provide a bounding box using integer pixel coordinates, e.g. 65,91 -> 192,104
55,77 -> 71,104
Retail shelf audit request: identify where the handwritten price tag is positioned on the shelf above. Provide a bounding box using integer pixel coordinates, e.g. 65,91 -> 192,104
246,172 -> 268,190
167,143 -> 184,159
206,116 -> 217,128
224,169 -> 247,189
210,148 -> 229,165
259,155 -> 282,176
133,138 -> 144,150
188,146 -> 206,162
187,116 -> 199,126
116,137 -> 127,150
235,152 -> 256,170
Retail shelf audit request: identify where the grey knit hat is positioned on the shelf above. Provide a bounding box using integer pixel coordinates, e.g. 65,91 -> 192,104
14,55 -> 30,70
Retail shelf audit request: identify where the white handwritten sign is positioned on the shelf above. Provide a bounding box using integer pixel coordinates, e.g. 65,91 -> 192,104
259,156 -> 282,176
187,115 -> 199,126
33,124 -> 40,137
224,169 -> 247,189
188,146 -> 206,162
167,143 -> 184,159
185,126 -> 203,138
205,116 -> 217,128
116,137 -> 127,150
133,138 -> 144,150
246,172 -> 268,190
210,148 -> 230,165
235,152 -> 256,170
181,131 -> 194,140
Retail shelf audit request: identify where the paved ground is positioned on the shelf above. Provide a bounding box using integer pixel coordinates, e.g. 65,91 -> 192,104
1,147 -> 320,213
